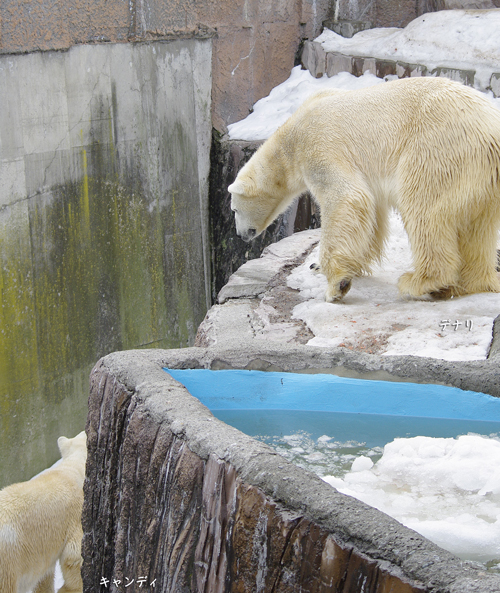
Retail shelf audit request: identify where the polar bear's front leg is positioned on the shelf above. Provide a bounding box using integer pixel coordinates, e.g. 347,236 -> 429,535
318,189 -> 380,302
318,241 -> 357,302
310,262 -> 352,301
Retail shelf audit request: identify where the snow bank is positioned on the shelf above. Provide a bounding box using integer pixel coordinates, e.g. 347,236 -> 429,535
324,434 -> 500,564
315,10 -> 500,91
228,68 -> 384,141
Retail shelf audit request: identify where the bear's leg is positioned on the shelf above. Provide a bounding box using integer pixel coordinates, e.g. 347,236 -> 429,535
458,209 -> 500,295
57,538 -> 83,593
397,211 -> 462,298
319,190 -> 384,302
34,569 -> 55,593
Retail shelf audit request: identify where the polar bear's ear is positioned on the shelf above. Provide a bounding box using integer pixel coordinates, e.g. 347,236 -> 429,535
57,436 -> 70,457
228,180 -> 246,195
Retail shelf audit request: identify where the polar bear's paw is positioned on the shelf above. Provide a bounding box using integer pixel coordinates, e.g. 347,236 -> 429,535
398,271 -> 461,300
325,278 -> 352,302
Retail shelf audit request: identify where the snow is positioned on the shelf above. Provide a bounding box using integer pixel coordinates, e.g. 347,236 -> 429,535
323,434 -> 500,564
228,68 -> 384,141
288,212 -> 499,361
315,10 -> 500,91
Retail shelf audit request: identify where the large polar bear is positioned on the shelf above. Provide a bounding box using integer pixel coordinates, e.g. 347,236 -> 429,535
228,76 -> 500,301
0,431 -> 87,593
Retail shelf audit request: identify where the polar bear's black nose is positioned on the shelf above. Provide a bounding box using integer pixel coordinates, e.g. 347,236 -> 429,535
240,228 -> 257,242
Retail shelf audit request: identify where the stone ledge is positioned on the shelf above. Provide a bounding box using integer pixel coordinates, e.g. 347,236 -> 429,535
217,229 -> 320,303
199,227 -> 500,391
300,40 -> 500,96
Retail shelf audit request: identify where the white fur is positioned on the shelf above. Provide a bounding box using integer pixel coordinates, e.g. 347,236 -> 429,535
229,77 -> 500,301
0,431 -> 87,593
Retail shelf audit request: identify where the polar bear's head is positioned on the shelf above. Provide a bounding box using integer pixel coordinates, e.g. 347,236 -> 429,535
228,176 -> 268,242
228,145 -> 302,242
57,431 -> 87,461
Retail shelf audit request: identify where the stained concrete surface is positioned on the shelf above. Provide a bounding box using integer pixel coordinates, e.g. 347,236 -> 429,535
0,38 -> 212,487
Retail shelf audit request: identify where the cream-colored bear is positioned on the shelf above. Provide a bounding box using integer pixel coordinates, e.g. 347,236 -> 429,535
229,77 -> 500,301
0,431 -> 87,593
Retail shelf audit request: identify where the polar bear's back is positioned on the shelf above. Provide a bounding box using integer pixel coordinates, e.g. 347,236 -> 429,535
0,432 -> 86,593
286,76 -> 500,207
295,76 -> 500,134
0,470 -> 83,586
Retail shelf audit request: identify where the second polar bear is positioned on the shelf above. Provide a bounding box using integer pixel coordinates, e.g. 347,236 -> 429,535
228,76 -> 500,301
0,431 -> 87,593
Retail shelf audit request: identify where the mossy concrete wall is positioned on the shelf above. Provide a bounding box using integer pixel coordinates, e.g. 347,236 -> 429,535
0,37 -> 212,488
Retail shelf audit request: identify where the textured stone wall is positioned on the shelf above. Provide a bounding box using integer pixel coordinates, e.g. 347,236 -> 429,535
0,38 -> 212,488
332,0 -> 500,29
82,349 -> 500,593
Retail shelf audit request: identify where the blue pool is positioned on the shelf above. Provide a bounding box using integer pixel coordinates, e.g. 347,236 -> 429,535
164,369 -> 500,566
165,369 -> 500,449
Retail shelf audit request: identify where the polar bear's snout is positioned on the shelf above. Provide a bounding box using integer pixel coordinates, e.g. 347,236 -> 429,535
238,226 -> 257,242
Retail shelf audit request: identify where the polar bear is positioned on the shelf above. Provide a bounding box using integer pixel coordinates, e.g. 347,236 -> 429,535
0,431 -> 87,593
228,76 -> 500,301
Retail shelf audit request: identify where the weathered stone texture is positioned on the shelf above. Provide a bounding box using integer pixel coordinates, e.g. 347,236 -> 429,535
490,73 -> 500,98
301,41 -> 327,78
83,351 -> 500,592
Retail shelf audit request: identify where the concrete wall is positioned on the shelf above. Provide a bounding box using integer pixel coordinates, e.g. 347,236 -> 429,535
0,0 -> 332,132
0,37 -> 212,488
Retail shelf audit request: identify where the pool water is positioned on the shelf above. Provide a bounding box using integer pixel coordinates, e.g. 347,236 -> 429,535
165,368 -> 500,566
212,408 -> 500,477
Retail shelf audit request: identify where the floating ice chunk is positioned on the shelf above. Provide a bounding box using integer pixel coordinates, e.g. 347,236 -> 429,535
351,456 -> 374,472
324,434 -> 500,562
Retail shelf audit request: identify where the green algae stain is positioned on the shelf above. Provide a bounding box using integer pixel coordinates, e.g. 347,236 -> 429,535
0,44 -> 212,485
0,202 -> 39,396
0,138 -> 206,486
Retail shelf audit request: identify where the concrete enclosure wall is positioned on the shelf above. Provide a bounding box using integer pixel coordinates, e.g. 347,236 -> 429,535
82,348 -> 500,593
0,38 -> 212,487
0,0 -> 332,131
